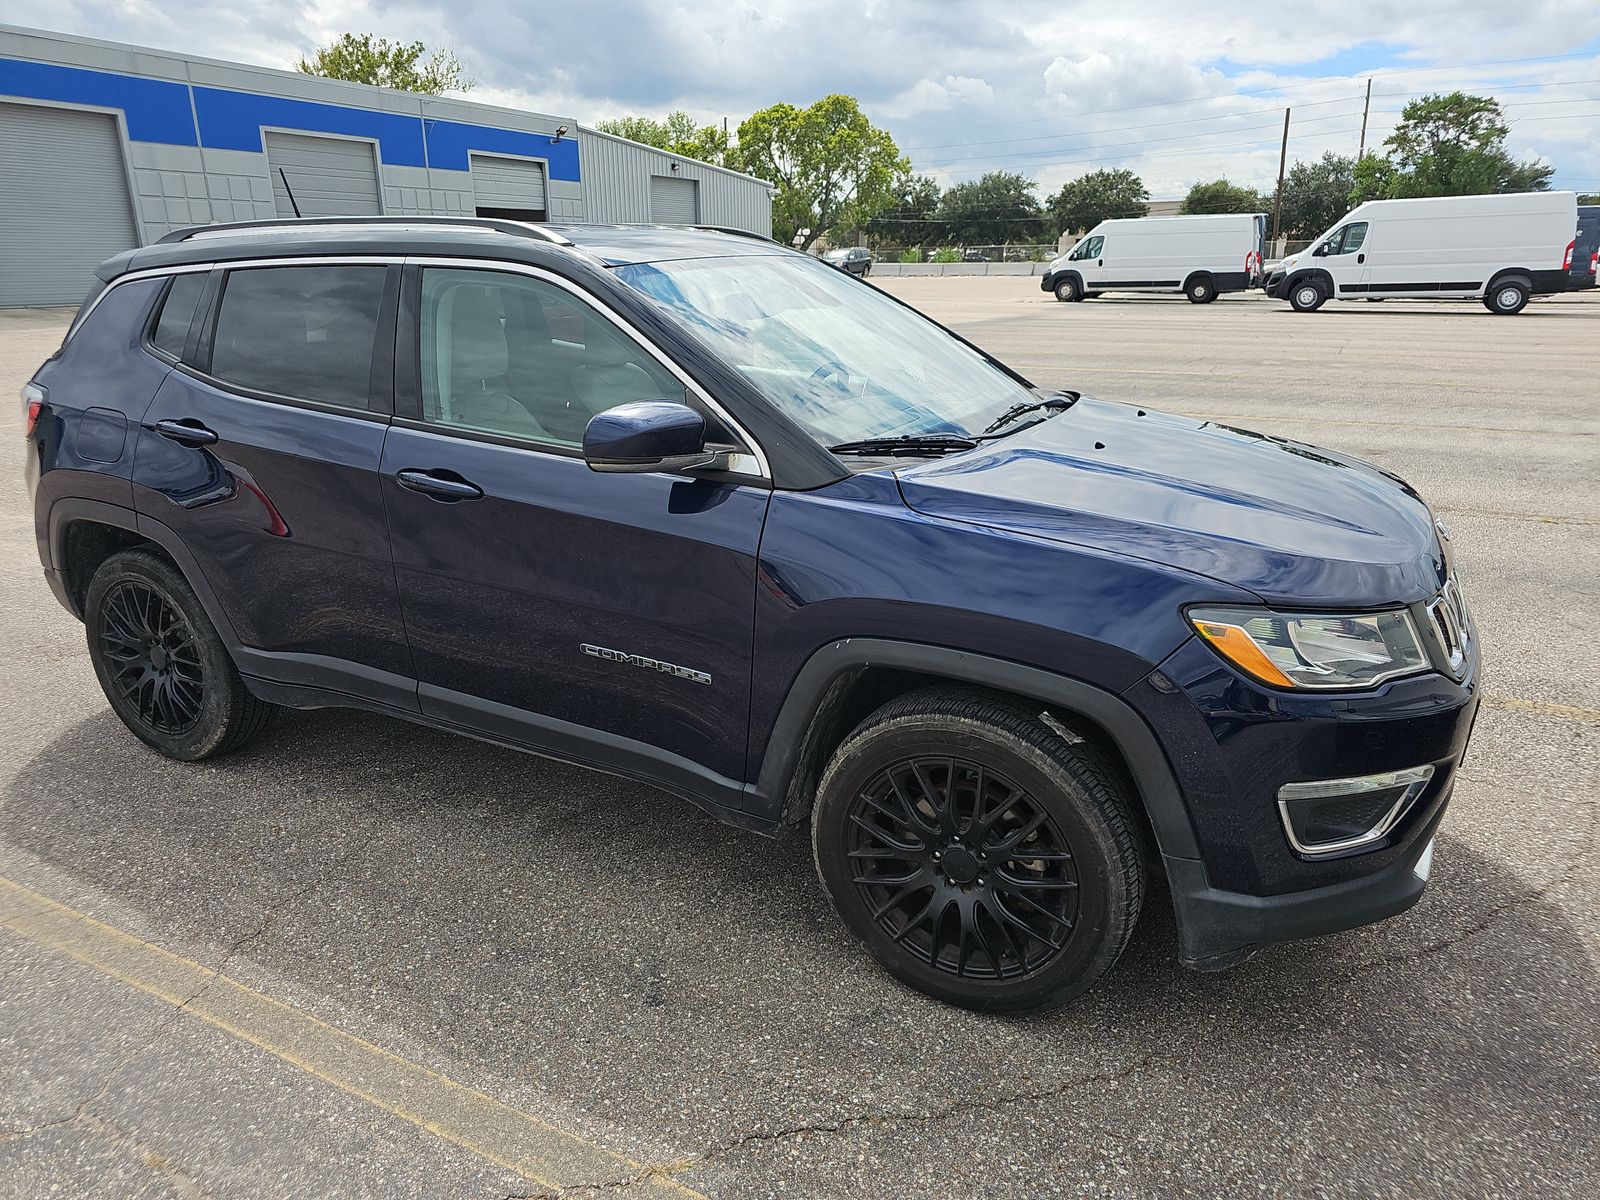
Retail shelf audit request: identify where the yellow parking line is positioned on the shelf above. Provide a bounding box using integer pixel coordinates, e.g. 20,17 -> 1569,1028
1484,694 -> 1600,726
0,876 -> 702,1198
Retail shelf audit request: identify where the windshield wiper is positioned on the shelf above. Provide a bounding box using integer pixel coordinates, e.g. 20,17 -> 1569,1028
982,392 -> 1077,435
827,434 -> 979,457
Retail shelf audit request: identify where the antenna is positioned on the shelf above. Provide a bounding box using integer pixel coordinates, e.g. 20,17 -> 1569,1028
277,168 -> 302,219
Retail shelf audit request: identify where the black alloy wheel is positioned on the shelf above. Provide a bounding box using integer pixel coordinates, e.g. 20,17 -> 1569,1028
85,549 -> 275,760
97,578 -> 206,736
813,688 -> 1144,1011
844,755 -> 1080,981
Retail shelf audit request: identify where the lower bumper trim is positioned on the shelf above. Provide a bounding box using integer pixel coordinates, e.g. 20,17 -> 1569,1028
1166,796 -> 1448,970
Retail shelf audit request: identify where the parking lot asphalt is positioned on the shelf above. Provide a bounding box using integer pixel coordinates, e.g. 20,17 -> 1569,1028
2,284 -> 1597,1199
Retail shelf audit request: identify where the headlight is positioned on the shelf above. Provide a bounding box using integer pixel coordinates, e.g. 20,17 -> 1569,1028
1188,606 -> 1427,690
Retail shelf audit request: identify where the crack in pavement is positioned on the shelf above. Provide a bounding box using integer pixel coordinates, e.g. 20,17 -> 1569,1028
505,1053 -> 1160,1198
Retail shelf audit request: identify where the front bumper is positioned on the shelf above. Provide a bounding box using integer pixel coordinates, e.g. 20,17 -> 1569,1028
1126,620 -> 1480,969
1263,269 -> 1288,298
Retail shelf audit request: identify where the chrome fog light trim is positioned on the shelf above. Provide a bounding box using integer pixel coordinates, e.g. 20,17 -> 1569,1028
1277,765 -> 1435,857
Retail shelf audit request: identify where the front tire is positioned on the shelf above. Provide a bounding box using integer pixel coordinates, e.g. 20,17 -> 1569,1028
1485,280 -> 1529,315
812,688 -> 1144,1012
1185,274 -> 1216,304
84,549 -> 275,761
1288,279 -> 1327,312
1053,275 -> 1081,303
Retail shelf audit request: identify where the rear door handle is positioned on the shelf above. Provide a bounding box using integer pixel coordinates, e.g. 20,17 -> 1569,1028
151,418 -> 218,447
395,468 -> 484,502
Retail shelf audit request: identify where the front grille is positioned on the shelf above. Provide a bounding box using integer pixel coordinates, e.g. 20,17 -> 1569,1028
1427,575 -> 1471,678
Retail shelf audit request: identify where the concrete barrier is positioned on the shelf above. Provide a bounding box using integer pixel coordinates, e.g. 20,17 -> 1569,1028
869,262 -> 1050,278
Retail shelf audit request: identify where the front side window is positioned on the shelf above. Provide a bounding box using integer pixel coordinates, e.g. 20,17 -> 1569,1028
419,268 -> 685,446
1069,235 -> 1104,261
149,272 -> 207,361
614,251 -> 1037,446
209,265 -> 387,409
1320,222 -> 1367,256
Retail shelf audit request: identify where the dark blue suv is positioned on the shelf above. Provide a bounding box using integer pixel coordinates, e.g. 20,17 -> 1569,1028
23,218 -> 1479,1011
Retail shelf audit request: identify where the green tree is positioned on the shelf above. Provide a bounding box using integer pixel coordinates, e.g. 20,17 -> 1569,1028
737,96 -> 908,249
593,112 -> 738,170
862,174 -> 941,244
1579,193 -> 1600,205
935,171 -> 1042,244
1179,178 -> 1270,215
1354,92 -> 1553,201
296,34 -> 471,95
1277,152 -> 1356,237
1047,168 -> 1149,234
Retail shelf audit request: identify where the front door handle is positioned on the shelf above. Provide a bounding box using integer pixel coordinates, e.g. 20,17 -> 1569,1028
151,418 -> 218,447
395,468 -> 484,502
1358,253 -> 1366,264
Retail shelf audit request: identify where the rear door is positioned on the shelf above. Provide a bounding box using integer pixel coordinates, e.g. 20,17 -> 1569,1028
130,260 -> 414,710
380,262 -> 769,801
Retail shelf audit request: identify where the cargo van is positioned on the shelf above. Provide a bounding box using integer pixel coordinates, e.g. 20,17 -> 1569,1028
1042,213 -> 1266,304
1265,191 -> 1580,314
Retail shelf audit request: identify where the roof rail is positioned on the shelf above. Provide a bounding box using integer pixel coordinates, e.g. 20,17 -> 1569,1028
157,216 -> 574,246
690,225 -> 780,244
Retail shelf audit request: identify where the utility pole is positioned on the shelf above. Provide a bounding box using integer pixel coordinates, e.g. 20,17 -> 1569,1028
1357,78 -> 1372,158
1271,107 -> 1290,245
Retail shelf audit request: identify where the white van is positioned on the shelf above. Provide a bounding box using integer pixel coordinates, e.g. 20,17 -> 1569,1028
1266,191 -> 1580,315
1042,213 -> 1266,304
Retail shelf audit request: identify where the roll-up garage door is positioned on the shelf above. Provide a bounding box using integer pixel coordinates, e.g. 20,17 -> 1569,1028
266,132 -> 382,217
0,102 -> 139,307
649,175 -> 699,225
470,155 -> 548,220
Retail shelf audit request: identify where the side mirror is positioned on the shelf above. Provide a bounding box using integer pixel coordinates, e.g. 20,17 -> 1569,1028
583,400 -> 718,474
1312,244 -> 1328,257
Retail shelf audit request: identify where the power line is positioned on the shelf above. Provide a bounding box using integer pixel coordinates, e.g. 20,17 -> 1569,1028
917,109 -> 1364,170
911,51 -> 1600,141
903,96 -> 1360,152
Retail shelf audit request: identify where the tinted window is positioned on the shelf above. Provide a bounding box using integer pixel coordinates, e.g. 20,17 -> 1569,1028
419,268 -> 684,446
149,273 -> 207,360
209,266 -> 387,409
1341,222 -> 1368,253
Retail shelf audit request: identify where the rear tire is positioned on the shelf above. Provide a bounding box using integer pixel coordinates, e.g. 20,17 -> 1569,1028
811,687 -> 1144,1012
1053,276 -> 1081,303
84,549 -> 275,761
1288,279 -> 1327,312
1485,280 -> 1529,315
1185,274 -> 1216,304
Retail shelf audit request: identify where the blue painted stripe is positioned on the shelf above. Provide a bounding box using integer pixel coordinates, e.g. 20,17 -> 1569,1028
0,57 -> 196,145
0,56 -> 582,181
192,86 -> 428,164
424,119 -> 580,180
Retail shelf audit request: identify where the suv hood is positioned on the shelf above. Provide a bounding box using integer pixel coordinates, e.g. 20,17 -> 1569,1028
896,399 -> 1447,607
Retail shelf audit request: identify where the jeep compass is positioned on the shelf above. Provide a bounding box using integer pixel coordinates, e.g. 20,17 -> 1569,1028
23,218 -> 1479,1011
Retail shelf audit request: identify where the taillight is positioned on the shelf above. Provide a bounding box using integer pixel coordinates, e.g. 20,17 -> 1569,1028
22,382 -> 45,437
1562,239 -> 1575,270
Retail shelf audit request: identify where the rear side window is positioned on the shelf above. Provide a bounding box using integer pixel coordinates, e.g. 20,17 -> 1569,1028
149,273 -> 207,361
209,265 -> 387,409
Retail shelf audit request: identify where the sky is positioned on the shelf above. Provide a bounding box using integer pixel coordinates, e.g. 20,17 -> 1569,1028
10,1 -> 1600,200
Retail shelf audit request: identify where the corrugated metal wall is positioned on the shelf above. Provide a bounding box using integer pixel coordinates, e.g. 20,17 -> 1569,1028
576,129 -> 773,237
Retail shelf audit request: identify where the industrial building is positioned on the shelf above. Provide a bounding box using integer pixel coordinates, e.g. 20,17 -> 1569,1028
0,24 -> 775,306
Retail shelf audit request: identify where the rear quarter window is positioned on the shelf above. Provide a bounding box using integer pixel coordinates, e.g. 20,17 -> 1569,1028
208,265 -> 388,409
148,273 -> 208,361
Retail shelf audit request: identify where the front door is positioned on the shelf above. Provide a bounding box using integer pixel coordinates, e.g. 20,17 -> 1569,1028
381,264 -> 770,807
1314,220 -> 1371,297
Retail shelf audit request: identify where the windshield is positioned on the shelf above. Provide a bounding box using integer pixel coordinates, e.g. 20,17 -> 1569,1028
612,253 -> 1036,445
